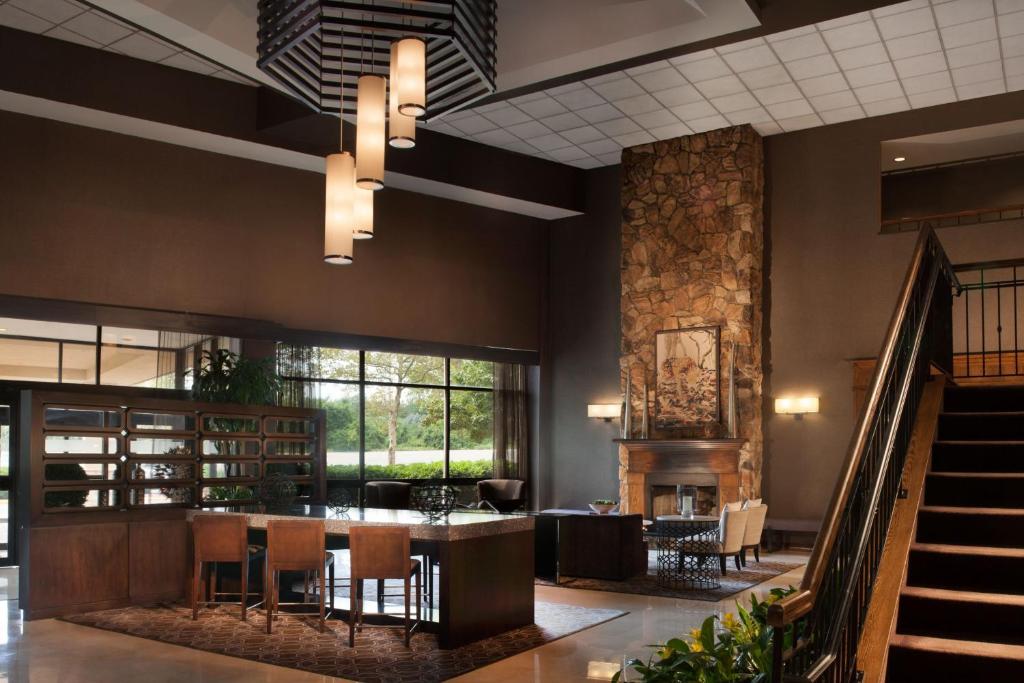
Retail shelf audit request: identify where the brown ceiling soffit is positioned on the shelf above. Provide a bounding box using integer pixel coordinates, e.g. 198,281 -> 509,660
1,27 -> 585,215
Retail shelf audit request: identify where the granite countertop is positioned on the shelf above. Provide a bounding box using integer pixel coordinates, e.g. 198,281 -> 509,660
186,505 -> 535,541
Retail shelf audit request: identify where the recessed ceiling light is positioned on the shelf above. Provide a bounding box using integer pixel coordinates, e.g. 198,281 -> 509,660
893,156 -> 906,162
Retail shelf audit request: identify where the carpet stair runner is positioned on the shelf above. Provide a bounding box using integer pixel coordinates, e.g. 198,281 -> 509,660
886,385 -> 1024,681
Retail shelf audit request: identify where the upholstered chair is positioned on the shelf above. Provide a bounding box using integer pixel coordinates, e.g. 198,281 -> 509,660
365,481 -> 412,509
741,503 -> 769,566
476,479 -> 527,513
717,505 -> 750,575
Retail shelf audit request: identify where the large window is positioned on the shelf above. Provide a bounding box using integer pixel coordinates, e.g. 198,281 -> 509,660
278,347 -> 495,494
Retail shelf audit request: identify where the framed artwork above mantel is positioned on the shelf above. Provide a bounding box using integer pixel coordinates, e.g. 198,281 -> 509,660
654,326 -> 721,434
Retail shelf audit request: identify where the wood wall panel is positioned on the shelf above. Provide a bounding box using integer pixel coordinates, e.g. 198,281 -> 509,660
130,520 -> 188,601
29,524 -> 128,610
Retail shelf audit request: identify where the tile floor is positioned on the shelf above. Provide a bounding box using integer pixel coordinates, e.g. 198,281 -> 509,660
0,552 -> 806,682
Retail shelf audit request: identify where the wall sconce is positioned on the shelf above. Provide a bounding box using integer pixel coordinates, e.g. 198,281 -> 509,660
775,396 -> 819,418
588,404 -> 620,422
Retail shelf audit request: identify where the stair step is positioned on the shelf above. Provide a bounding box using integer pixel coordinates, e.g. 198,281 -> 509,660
945,385 -> 1024,412
917,506 -> 1024,547
897,588 -> 1024,645
887,635 -> 1024,681
938,413 -> 1024,441
907,544 -> 1024,594
924,472 -> 1024,508
932,441 -> 1024,473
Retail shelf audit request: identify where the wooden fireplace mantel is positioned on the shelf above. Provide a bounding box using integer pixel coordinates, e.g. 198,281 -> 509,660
616,438 -> 745,516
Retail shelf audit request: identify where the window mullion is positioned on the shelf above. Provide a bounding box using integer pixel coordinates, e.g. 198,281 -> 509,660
444,357 -> 451,482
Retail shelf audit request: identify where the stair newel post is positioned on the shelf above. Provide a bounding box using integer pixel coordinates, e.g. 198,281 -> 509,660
772,625 -> 784,683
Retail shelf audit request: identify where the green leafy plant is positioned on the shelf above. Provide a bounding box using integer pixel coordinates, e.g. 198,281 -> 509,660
613,586 -> 797,683
192,349 -> 282,406
326,459 -> 493,480
593,499 -> 618,505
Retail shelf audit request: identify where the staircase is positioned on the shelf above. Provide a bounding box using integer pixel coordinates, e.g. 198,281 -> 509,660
886,384 -> 1024,681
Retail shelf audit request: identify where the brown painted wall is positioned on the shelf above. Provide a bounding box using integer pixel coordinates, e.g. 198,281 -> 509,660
0,111 -> 546,351
766,90 -> 1024,522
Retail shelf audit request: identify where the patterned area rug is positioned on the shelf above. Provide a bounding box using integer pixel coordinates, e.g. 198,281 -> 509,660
539,554 -> 802,602
63,601 -> 625,683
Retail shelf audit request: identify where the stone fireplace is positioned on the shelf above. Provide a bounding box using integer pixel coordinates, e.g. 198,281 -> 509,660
617,438 -> 743,517
649,483 -> 718,518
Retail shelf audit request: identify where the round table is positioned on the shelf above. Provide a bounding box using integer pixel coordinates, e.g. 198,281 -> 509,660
647,515 -> 722,590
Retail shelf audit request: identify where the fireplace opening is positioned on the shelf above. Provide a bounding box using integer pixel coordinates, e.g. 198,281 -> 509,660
649,484 -> 718,518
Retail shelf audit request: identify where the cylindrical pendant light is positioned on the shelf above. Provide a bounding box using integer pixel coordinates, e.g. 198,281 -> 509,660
353,184 -> 374,239
395,37 -> 426,117
388,41 -> 415,148
356,74 -> 386,190
324,152 -> 354,265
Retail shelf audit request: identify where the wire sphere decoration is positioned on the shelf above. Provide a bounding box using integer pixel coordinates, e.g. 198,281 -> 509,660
410,484 -> 459,522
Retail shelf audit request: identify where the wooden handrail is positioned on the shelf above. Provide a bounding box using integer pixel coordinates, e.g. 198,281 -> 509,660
769,227 -> 957,632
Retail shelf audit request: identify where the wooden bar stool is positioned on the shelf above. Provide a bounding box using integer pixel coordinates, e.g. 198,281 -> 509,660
265,519 -> 329,634
191,514 -> 263,621
349,526 -> 421,647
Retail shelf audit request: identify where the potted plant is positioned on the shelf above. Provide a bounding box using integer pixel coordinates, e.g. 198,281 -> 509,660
590,499 -> 619,515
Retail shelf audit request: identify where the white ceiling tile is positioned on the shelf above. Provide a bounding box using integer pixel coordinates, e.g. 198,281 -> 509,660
631,109 -> 680,129
577,103 -> 624,124
594,117 -> 642,136
751,120 -> 784,136
560,125 -> 606,144
424,121 -> 461,137
551,86 -> 606,110
9,0 -> 84,23
516,96 -> 568,119
633,67 -> 687,92
886,30 -> 943,59
648,122 -> 694,139
1006,53 -> 1024,75
810,89 -> 859,110
901,69 -> 954,93
776,113 -> 823,131
675,56 -> 732,82
952,59 -> 1004,84
61,11 -> 133,45
872,1 -> 929,18
528,132 -> 572,151
894,51 -> 949,77
545,145 -> 591,162
473,101 -> 508,113
724,106 -> 773,125
999,10 -> 1024,36
941,17 -> 997,48
818,11 -> 873,31
771,32 -> 829,62
687,114 -> 731,133
540,111 -> 588,131
716,37 -> 766,54
820,105 -> 866,123
876,7 -> 935,39
449,113 -> 497,135
159,51 -> 217,75
611,93 -> 662,115
862,96 -> 910,115
568,156 -> 602,169
652,84 -> 705,107
614,130 -> 656,147
445,109 -> 477,121
472,128 -> 520,146
799,72 -> 850,96
1003,33 -> 1024,57
765,98 -> 813,119
721,44 -> 779,72
508,91 -> 547,105
1007,73 -> 1024,89
845,62 -> 898,87
908,87 -> 959,107
822,21 -> 881,51
997,0 -> 1024,14
834,42 -> 890,70
209,69 -> 254,85
481,106 -> 532,127
753,82 -> 804,104
595,151 -> 623,166
507,120 -> 552,139
625,60 -> 671,76
591,78 -> 645,101
955,78 -> 1007,97
694,75 -> 747,99
934,0 -> 993,28
109,32 -> 177,61
580,138 -> 622,156
669,100 -> 718,120
43,25 -> 100,47
946,39 -> 1001,68
855,80 -> 906,102
739,64 -> 792,89
544,82 -> 586,96
711,91 -> 761,112
0,4 -> 52,32
766,25 -> 819,42
786,53 -> 841,79
583,71 -> 626,87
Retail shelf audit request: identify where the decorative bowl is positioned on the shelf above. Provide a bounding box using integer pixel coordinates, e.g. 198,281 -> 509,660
589,502 -> 618,515
327,487 -> 356,515
258,473 -> 297,511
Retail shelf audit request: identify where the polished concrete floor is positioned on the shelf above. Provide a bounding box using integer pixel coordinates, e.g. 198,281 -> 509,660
0,553 -> 806,682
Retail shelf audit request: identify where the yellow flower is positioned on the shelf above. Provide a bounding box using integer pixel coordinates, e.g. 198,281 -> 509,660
657,647 -> 672,660
689,627 -> 702,640
721,613 -> 739,630
690,642 -> 704,653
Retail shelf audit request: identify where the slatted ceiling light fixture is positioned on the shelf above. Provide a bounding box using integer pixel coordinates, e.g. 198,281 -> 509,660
394,37 -> 426,117
355,73 -> 386,190
324,151 -> 355,265
353,185 -> 374,239
388,41 -> 415,149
